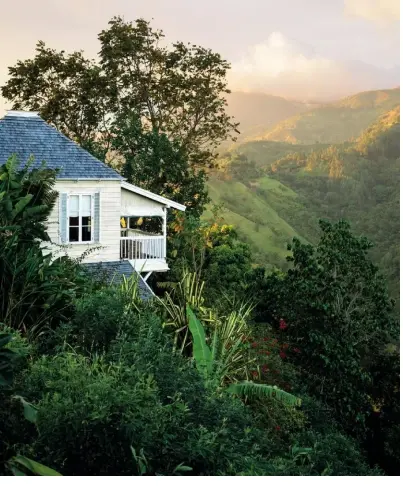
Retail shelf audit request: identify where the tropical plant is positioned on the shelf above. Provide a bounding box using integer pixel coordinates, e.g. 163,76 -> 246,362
0,156 -> 80,334
158,270 -> 215,353
0,332 -> 18,387
7,455 -> 62,476
186,304 -> 301,407
227,382 -> 301,407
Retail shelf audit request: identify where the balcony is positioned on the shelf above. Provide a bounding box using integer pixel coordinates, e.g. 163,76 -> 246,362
120,229 -> 168,273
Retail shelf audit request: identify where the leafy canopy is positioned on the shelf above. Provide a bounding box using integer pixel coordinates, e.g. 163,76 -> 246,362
2,16 -> 238,169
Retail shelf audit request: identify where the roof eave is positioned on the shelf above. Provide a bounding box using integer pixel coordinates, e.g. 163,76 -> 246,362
121,181 -> 186,211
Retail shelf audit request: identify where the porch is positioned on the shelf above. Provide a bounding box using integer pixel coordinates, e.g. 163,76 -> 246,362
119,181 -> 185,275
120,228 -> 168,273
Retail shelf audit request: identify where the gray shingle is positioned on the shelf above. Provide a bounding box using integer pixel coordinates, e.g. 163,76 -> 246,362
82,261 -> 154,300
0,114 -> 122,180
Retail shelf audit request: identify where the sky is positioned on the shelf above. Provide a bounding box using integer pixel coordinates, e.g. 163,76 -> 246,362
0,0 -> 400,113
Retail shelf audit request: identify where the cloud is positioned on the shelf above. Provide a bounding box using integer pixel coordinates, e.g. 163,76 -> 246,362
344,0 -> 400,25
228,32 -> 399,101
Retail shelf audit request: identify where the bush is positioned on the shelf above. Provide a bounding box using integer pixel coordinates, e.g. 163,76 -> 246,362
15,312 -> 273,475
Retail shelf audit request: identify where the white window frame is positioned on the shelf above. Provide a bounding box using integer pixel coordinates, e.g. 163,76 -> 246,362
67,193 -> 95,244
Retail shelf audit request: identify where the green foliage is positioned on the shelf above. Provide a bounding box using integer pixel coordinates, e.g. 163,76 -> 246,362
15,315 -> 273,476
0,332 -> 20,387
209,105 -> 400,304
260,220 -> 397,440
267,431 -> 383,476
114,113 -> 209,218
7,455 -> 62,476
0,157 -> 81,334
185,299 -> 300,406
2,16 -> 238,168
227,382 -> 301,407
0,155 -> 57,242
186,305 -> 213,379
63,288 -> 134,353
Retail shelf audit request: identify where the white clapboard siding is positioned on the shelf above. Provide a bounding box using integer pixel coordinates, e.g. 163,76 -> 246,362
121,188 -> 165,216
45,180 -> 121,263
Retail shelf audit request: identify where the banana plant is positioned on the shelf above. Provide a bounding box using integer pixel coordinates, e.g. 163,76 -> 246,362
186,305 -> 301,407
7,456 -> 62,476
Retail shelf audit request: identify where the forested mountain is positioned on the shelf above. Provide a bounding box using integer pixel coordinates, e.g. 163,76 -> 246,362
208,105 -> 400,301
246,88 -> 399,144
222,91 -> 313,145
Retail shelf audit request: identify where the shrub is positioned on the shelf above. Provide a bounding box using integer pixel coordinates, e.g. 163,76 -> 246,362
15,313 -> 273,475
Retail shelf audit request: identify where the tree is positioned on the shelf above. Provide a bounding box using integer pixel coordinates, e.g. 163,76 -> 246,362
0,157 -> 78,333
113,112 -> 209,218
260,220 -> 398,438
2,17 -> 239,168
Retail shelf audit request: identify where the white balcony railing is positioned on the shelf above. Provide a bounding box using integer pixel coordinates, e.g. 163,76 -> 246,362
120,235 -> 166,261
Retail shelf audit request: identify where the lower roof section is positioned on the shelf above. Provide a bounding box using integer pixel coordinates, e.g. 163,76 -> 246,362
81,260 -> 154,300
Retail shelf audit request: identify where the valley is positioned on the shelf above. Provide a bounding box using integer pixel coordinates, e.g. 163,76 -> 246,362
208,88 -> 400,301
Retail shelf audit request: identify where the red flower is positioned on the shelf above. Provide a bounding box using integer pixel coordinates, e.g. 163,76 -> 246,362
275,426 -> 281,431
261,364 -> 268,373
279,351 -> 287,359
252,342 -> 258,348
293,347 -> 301,353
263,337 -> 269,342
251,370 -> 258,378
265,351 -> 271,356
279,319 -> 287,330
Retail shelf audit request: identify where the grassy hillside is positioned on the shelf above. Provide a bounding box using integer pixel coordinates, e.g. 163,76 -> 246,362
208,105 -> 400,302
206,175 -> 313,270
251,88 -> 400,144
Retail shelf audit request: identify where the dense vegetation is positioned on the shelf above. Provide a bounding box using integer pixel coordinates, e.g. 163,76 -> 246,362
1,157 -> 398,476
0,15 -> 400,477
209,105 -> 400,303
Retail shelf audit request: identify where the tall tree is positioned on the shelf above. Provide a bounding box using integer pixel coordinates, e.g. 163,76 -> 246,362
2,16 -> 238,169
114,112 -> 208,218
260,220 -> 398,438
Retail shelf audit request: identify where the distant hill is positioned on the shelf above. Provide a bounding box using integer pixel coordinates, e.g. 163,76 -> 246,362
208,104 -> 400,303
224,91 -> 312,143
249,88 -> 400,145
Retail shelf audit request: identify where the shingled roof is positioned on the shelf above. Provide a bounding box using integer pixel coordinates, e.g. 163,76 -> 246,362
0,111 -> 122,180
82,261 -> 154,300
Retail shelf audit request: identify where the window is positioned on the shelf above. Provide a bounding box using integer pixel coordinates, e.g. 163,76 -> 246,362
68,194 -> 93,242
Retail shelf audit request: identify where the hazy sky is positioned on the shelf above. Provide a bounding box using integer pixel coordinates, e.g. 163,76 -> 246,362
0,0 -> 400,112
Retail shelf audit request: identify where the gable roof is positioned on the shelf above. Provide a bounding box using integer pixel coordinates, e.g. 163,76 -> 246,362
121,181 -> 186,211
0,111 -> 122,180
0,110 -> 186,212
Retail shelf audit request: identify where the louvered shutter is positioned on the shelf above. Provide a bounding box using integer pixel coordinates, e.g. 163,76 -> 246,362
59,193 -> 68,243
94,192 -> 101,243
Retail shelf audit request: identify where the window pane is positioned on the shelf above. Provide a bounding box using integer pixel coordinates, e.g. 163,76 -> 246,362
69,226 -> 79,242
69,216 -> 79,226
82,195 -> 91,216
82,216 -> 91,226
69,195 -> 79,217
82,226 -> 91,242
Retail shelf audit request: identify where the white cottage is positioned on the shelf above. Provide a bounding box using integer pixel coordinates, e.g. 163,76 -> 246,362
0,111 -> 185,293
